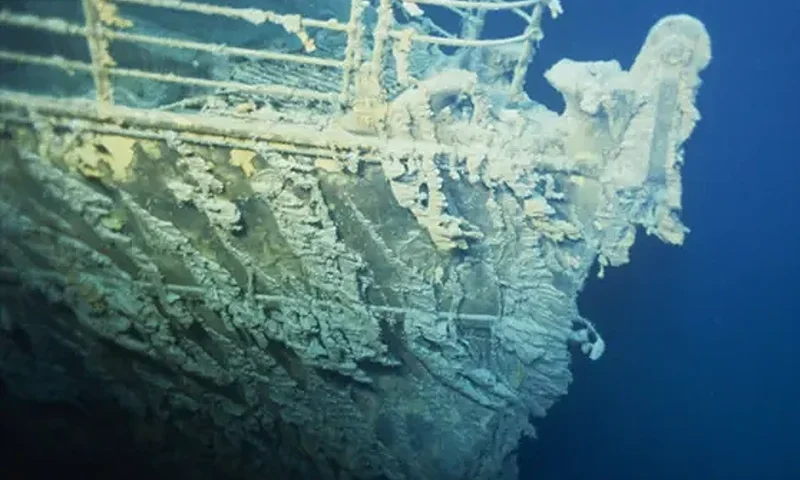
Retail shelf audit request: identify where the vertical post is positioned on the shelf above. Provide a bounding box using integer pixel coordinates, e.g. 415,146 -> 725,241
81,0 -> 114,112
347,0 -> 392,132
509,4 -> 544,99
340,0 -> 366,108
460,9 -> 486,42
369,0 -> 393,92
458,8 -> 487,72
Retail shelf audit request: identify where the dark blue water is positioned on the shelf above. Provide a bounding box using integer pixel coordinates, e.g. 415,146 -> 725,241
514,1 -> 800,479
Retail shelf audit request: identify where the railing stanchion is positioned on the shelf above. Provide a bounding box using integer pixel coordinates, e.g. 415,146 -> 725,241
80,0 -> 116,113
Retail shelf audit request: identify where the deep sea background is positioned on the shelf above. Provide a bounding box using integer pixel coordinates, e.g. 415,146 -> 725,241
513,0 -> 800,479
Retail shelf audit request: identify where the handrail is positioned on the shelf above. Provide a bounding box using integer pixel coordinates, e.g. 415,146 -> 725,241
0,0 -> 558,116
114,0 -> 349,31
407,0 -> 541,11
0,50 -> 338,103
0,10 -> 342,69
